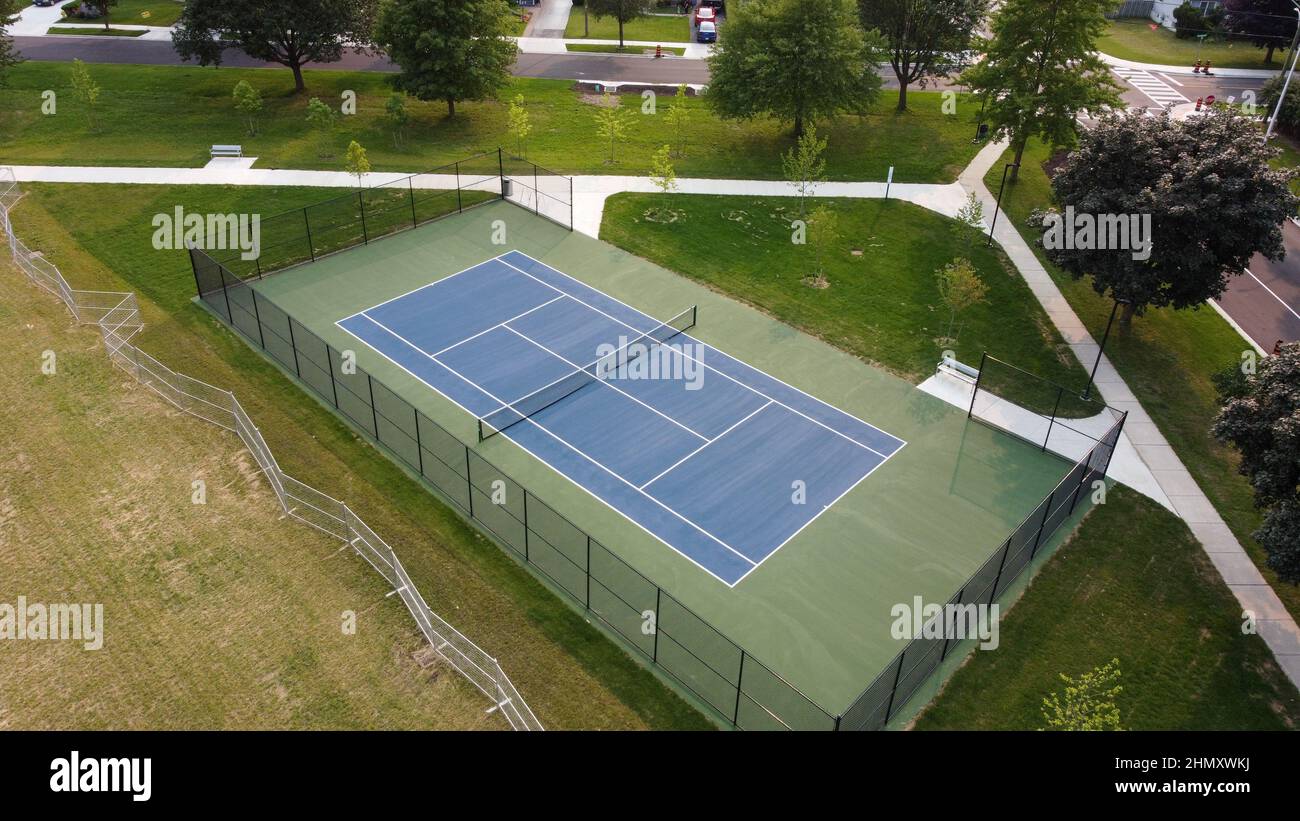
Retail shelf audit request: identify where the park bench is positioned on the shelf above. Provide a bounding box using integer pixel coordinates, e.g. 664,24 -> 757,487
210,145 -> 243,158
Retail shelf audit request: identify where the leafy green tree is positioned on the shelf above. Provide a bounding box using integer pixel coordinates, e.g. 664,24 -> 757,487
1040,109 -> 1296,331
781,122 -> 827,217
960,0 -> 1120,179
1172,0 -> 1208,39
586,0 -> 651,49
1214,343 -> 1300,583
0,0 -> 22,90
507,94 -> 531,159
1041,659 -> 1124,731
650,144 -> 677,195
373,0 -> 517,117
345,140 -> 371,186
69,59 -> 101,131
665,84 -> 692,158
593,92 -> 633,164
858,0 -> 988,111
806,204 -> 839,287
173,0 -> 375,93
384,93 -> 409,147
707,0 -> 883,138
936,257 -> 987,339
954,191 -> 985,247
232,80 -> 263,137
1259,72 -> 1300,136
1221,0 -> 1296,64
306,96 -> 337,155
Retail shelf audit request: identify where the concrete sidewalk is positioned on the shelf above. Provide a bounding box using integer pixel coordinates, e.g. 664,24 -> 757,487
1098,50 -> 1281,79
959,138 -> 1300,687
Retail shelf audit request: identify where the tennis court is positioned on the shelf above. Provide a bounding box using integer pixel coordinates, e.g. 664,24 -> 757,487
337,251 -> 905,585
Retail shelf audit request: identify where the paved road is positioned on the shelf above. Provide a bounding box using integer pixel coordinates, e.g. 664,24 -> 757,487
12,35 -> 713,83
1218,222 -> 1300,350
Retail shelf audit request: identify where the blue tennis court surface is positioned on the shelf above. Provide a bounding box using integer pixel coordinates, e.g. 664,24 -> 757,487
337,251 -> 905,585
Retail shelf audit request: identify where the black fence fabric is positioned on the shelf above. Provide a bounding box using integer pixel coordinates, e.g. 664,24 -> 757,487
191,243 -> 1125,731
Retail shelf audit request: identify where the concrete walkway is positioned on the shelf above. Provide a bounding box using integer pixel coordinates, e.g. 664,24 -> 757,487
11,3 -> 174,41
1098,50 -> 1281,79
959,138 -> 1300,687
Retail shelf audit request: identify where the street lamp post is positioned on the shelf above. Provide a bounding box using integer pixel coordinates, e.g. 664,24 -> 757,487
1264,0 -> 1300,143
986,162 -> 1019,247
1083,298 -> 1130,401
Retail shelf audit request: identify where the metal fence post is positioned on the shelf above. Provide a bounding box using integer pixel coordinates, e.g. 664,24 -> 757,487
733,651 -> 746,726
652,588 -> 661,662
455,162 -> 463,213
358,191 -> 369,244
1043,386 -> 1063,452
408,176 -> 418,227
585,536 -> 591,609
325,344 -> 340,408
249,288 -> 267,349
287,317 -> 301,378
882,653 -> 906,725
465,446 -> 474,517
987,539 -> 1012,605
414,407 -> 424,476
1027,487 -> 1058,561
534,164 -> 539,216
522,489 -> 530,561
968,351 -> 987,418
217,265 -> 235,324
497,148 -> 504,199
569,176 -> 574,231
303,207 -> 315,262
367,374 -> 379,437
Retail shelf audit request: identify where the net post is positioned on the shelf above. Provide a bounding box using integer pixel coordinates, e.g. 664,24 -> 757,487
968,351 -> 987,418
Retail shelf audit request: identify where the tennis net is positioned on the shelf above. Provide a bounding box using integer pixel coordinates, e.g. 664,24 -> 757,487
477,305 -> 698,441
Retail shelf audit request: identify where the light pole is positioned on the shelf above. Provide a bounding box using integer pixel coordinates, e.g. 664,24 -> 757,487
986,162 -> 1019,247
1083,298 -> 1130,401
1264,0 -> 1300,143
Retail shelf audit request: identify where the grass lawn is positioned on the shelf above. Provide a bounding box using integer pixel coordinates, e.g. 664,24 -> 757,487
0,254 -> 505,728
1099,19 -> 1289,70
7,182 -> 714,730
566,43 -> 686,55
984,138 -> 1300,624
564,10 -> 692,42
66,0 -> 185,28
46,26 -> 147,37
0,62 -> 981,183
915,486 -> 1299,729
599,194 -> 1093,406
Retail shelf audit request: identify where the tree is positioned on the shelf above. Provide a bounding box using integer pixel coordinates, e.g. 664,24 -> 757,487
1040,108 -> 1296,331
1041,659 -> 1123,731
1213,343 -> 1300,583
954,191 -> 985,246
960,0 -> 1121,180
1172,0 -> 1208,39
306,97 -> 337,155
806,205 -> 839,287
0,0 -> 22,90
586,0 -> 651,49
232,80 -> 263,137
665,84 -> 692,158
507,94 -> 531,159
373,0 -> 517,117
69,59 -> 101,131
1259,72 -> 1300,135
707,0 -> 883,138
345,140 -> 371,187
781,122 -> 828,217
935,257 -> 987,339
1221,0 -> 1296,64
173,0 -> 375,93
650,144 -> 677,195
858,0 -> 988,112
592,92 -> 633,164
384,93 -> 409,147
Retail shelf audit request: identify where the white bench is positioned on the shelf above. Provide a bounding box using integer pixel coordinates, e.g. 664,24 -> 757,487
210,145 -> 243,158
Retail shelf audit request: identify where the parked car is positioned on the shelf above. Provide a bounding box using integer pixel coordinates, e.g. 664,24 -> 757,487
696,19 -> 717,43
698,0 -> 725,15
694,5 -> 716,26
33,0 -> 59,6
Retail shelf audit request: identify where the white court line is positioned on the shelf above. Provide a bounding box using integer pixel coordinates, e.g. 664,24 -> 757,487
500,324 -> 709,442
498,253 -> 902,461
1243,266 -> 1300,322
425,294 -> 566,358
639,400 -> 773,490
337,254 -> 514,323
333,312 -> 754,583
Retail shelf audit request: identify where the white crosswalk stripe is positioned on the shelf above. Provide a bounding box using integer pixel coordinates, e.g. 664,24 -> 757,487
1112,67 -> 1189,109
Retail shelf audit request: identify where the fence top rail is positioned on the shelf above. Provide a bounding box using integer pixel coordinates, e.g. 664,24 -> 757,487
977,353 -> 1126,418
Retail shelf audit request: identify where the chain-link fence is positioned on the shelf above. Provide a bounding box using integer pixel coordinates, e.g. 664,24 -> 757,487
205,149 -> 574,282
191,218 -> 1128,728
0,167 -> 542,731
